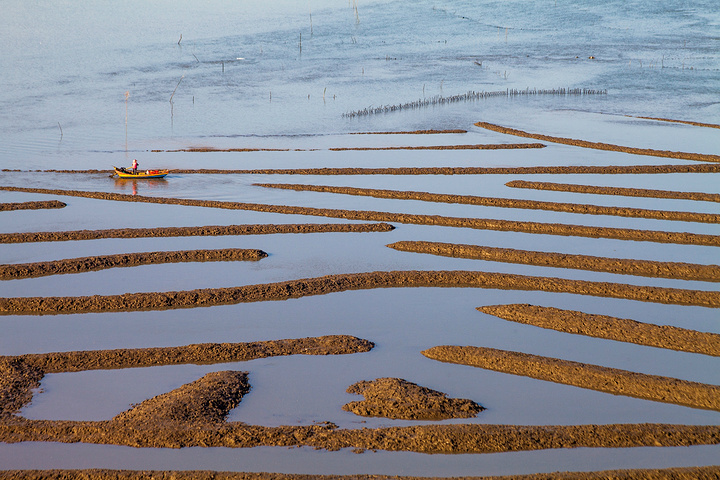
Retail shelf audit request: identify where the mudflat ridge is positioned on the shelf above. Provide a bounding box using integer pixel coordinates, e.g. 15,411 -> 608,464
387,241 -> 720,282
257,183 -> 719,223
422,345 -> 720,411
477,304 -> 720,356
2,270 -> 719,315
2,466 -> 720,480
0,200 -> 66,211
0,248 -> 268,279
1,187 -> 717,246
474,121 -> 720,163
0,222 -> 394,244
507,180 -> 720,203
25,164 -> 720,175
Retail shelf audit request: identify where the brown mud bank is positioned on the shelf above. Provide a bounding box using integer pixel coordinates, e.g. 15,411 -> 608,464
2,335 -> 373,375
351,129 -> 468,134
507,180 -> 720,203
631,115 -> 720,130
2,467 -> 720,480
257,183 -> 720,223
342,377 -> 484,420
387,241 -> 720,282
154,143 -> 544,153
474,121 -> 720,163
0,248 -> 268,280
2,270 -> 719,315
477,304 -> 720,357
423,346 -> 720,411
33,163 -> 720,176
0,222 -> 393,244
2,187 -> 717,246
0,200 -> 66,212
1,416 -> 719,453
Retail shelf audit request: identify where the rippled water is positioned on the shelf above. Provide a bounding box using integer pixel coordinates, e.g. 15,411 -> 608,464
1,0 -> 719,475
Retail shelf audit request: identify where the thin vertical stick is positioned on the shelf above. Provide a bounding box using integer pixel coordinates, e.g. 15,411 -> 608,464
124,91 -> 129,151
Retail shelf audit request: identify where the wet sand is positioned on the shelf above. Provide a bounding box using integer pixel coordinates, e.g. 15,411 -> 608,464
2,269 -> 719,315
0,201 -> 66,212
0,223 -> 394,244
474,122 -> 720,163
0,248 -> 268,279
387,241 -> 720,282
1,187 -> 717,246
342,377 -> 484,420
256,183 -> 720,223
631,116 -> 720,130
506,180 -> 720,203
422,346 -> 720,411
2,466 -> 720,480
477,304 -> 720,356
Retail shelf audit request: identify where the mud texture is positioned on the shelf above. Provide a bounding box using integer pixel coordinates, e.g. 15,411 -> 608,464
2,270 -> 719,316
477,304 -> 720,357
474,121 -> 720,163
0,200 -> 66,211
153,143 -> 544,153
257,183 -> 720,223
2,187 -> 717,246
342,377 -> 484,420
351,129 -> 468,134
1,417 -> 719,452
423,345 -> 720,411
0,358 -> 44,417
2,467 -> 720,480
5,335 -> 374,375
0,221 -> 394,244
632,115 -> 720,129
326,143 -> 545,151
387,241 -> 720,282
0,248 -> 268,280
112,371 -> 250,426
507,180 -> 720,203
27,163 -> 720,175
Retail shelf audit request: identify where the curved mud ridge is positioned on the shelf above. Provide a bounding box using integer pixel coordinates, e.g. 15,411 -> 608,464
257,183 -> 720,223
2,270 -> 719,315
342,377 -> 484,420
2,187 -> 718,246
2,467 -> 720,480
28,164 -> 720,176
507,180 -> 720,203
0,248 -> 268,279
477,304 -> 720,357
387,241 -> 720,282
422,346 -> 720,411
474,121 -> 720,163
0,200 -> 66,212
0,222 -> 394,244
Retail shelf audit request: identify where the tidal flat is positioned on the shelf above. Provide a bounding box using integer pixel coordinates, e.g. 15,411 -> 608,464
1,0 -> 719,478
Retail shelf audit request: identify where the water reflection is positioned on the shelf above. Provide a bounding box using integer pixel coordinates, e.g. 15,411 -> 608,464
113,178 -> 168,195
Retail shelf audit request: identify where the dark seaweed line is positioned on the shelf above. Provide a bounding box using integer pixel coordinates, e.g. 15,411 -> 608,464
343,88 -> 607,117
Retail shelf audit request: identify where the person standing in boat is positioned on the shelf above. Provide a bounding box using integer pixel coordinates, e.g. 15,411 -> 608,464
131,159 -> 138,174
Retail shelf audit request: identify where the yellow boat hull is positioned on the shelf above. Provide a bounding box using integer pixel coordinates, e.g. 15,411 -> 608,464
114,167 -> 169,179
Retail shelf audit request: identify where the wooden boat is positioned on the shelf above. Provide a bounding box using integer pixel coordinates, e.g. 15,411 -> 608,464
113,166 -> 169,179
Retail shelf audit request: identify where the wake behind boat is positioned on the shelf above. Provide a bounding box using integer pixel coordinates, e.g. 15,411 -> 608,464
113,166 -> 169,179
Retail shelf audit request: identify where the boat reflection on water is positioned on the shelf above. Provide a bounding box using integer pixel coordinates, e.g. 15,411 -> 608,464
113,177 -> 168,196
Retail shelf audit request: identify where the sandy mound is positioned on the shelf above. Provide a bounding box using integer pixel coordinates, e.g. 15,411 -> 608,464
343,377 -> 483,420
